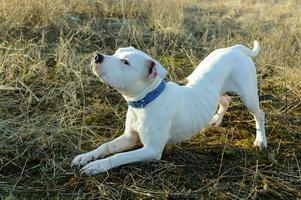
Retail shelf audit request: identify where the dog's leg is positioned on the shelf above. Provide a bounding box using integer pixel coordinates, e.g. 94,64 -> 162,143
71,133 -> 138,167
209,95 -> 231,127
239,92 -> 267,148
244,99 -> 267,148
252,109 -> 266,148
80,146 -> 164,175
225,58 -> 267,148
80,122 -> 170,175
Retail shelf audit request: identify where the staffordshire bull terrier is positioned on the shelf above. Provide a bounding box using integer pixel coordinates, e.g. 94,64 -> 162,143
72,41 -> 267,175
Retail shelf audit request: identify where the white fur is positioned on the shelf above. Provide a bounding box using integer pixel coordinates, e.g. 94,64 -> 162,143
72,41 -> 267,175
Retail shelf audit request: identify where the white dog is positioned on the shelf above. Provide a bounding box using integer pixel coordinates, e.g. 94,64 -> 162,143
72,41 -> 267,175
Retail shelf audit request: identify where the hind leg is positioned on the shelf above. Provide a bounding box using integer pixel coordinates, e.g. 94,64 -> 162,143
241,92 -> 267,148
226,56 -> 267,148
209,95 -> 231,127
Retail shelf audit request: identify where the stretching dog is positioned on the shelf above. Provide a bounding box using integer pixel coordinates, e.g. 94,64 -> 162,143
72,41 -> 267,175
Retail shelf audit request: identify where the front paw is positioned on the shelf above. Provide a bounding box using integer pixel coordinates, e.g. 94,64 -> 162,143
80,158 -> 112,175
71,152 -> 97,168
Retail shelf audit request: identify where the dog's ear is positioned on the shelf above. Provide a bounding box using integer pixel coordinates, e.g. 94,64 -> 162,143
155,60 -> 168,79
146,59 -> 168,80
146,60 -> 158,80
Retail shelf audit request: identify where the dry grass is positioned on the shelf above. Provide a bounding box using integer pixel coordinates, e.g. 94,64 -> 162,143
0,0 -> 300,199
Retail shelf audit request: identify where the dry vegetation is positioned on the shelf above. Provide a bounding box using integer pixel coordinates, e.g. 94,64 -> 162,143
0,0 -> 300,199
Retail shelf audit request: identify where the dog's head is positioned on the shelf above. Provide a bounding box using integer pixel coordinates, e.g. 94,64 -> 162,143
91,47 -> 167,97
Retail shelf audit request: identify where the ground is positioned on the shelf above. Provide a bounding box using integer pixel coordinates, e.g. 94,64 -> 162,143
0,0 -> 300,199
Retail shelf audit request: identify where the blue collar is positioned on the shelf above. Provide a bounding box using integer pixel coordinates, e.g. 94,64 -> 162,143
127,81 -> 166,108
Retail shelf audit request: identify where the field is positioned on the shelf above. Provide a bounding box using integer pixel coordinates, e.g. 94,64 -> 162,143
0,0 -> 300,199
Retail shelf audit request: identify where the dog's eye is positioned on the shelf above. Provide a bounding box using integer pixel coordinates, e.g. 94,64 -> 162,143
120,59 -> 130,65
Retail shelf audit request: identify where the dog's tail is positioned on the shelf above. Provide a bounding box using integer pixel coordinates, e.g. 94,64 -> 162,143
232,40 -> 260,57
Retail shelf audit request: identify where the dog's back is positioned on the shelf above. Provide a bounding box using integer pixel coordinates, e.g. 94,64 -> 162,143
185,41 -> 260,88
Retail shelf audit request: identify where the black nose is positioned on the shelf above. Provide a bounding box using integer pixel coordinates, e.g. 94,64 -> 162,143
94,53 -> 104,64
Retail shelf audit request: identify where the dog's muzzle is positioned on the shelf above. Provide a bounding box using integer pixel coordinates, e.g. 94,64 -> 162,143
94,53 -> 104,64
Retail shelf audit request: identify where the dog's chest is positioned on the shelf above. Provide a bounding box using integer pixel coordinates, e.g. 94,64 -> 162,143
128,86 -> 219,144
131,119 -> 140,132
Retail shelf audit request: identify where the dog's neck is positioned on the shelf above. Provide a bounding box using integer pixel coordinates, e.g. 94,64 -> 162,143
122,76 -> 162,102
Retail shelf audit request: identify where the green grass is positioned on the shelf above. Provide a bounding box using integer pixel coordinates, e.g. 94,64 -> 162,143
0,0 -> 300,199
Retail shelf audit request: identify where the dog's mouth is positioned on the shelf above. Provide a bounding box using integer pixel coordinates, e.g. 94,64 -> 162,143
91,63 -> 103,76
90,63 -> 115,89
